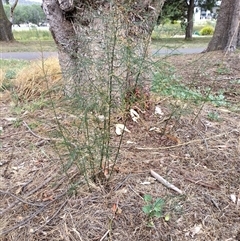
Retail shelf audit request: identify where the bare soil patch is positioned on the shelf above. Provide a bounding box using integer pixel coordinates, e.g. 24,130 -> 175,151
0,51 -> 240,241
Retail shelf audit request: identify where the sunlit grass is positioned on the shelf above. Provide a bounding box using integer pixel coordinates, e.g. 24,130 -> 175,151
1,40 -> 57,52
151,37 -> 212,49
13,29 -> 53,41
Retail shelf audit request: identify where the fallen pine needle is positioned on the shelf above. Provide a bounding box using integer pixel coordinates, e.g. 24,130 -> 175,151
136,130 -> 235,151
100,230 -> 110,241
150,170 -> 183,195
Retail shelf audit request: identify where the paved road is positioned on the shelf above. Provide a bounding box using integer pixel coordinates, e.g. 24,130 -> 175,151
0,52 -> 58,60
151,47 -> 206,56
0,47 -> 206,60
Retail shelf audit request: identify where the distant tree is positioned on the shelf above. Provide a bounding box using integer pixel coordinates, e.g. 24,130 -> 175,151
198,0 -> 217,10
0,0 -> 14,41
1,1 -> 45,41
206,0 -> 240,52
10,0 -> 18,23
158,0 -> 186,25
5,4 -> 46,25
185,0 -> 194,40
160,0 -> 219,40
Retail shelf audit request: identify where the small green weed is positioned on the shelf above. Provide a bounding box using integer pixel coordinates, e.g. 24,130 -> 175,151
13,119 -> 22,128
68,183 -> 79,196
142,194 -> 165,227
4,69 -> 16,80
152,71 -> 202,102
152,71 -> 227,107
216,66 -> 230,75
24,99 -> 50,112
207,111 -> 220,121
207,92 -> 226,107
230,79 -> 240,84
1,70 -> 16,91
28,122 -> 39,130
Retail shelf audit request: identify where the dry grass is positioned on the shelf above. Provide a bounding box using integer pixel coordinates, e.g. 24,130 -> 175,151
14,58 -> 62,100
0,52 -> 240,241
0,69 -> 4,89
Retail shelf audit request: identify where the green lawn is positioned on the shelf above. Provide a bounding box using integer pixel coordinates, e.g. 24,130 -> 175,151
0,25 -> 213,52
0,40 -> 57,52
0,37 -> 211,53
1,30 -> 56,52
151,37 -> 212,49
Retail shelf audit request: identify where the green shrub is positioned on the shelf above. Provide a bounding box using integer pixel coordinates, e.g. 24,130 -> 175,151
200,26 -> 214,36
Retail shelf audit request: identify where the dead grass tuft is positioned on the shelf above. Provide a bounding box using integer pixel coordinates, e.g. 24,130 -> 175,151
0,69 -> 4,91
14,57 -> 62,100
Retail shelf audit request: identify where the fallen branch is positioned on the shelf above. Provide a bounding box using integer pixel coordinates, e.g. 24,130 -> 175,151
0,175 -> 53,216
184,177 -> 220,190
150,170 -> 183,195
179,169 -> 220,190
136,131 -> 235,151
0,192 -> 66,236
100,230 -> 110,241
128,185 -> 144,200
0,190 -> 44,207
22,121 -> 73,144
23,121 -> 52,141
33,199 -> 68,233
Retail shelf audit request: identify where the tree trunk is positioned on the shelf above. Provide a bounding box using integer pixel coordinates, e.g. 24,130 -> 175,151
10,0 -> 19,24
206,0 -> 240,52
42,0 -> 165,95
0,0 -> 14,41
42,0 -> 77,95
225,0 -> 240,51
185,0 -> 194,40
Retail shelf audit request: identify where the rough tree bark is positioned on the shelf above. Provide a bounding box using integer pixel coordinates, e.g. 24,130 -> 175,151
206,0 -> 240,52
10,0 -> 19,23
42,0 -> 165,95
0,0 -> 14,41
185,0 -> 194,40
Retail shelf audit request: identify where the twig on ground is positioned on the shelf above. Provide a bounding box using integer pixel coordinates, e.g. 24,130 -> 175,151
68,211 -> 84,241
114,174 -> 131,191
190,124 -> 209,151
0,192 -> 66,236
136,131 -> 234,151
0,175 -> 54,215
100,230 -> 110,241
23,121 -> 75,146
0,132 -> 25,139
128,185 -> 144,200
179,169 -> 220,190
23,121 -> 52,141
0,190 -> 44,207
33,199 -> 68,233
72,228 -> 84,241
183,177 -> 220,190
150,170 -> 183,195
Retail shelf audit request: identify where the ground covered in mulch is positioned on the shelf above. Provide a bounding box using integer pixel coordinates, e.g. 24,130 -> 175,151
1,51 -> 240,241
